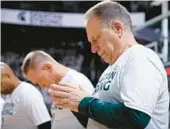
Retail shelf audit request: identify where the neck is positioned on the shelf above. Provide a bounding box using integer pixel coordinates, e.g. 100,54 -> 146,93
12,77 -> 21,91
110,32 -> 138,64
122,36 -> 138,51
14,78 -> 21,87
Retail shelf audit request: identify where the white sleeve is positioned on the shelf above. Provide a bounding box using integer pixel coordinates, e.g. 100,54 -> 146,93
120,56 -> 161,116
0,97 -> 4,127
0,97 -> 4,112
24,90 -> 51,126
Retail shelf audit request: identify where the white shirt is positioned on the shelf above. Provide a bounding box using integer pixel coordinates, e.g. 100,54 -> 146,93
0,97 -> 5,128
87,44 -> 169,129
52,69 -> 94,129
2,82 -> 51,129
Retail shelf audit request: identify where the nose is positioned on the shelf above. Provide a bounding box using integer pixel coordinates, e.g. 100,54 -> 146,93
91,45 -> 99,53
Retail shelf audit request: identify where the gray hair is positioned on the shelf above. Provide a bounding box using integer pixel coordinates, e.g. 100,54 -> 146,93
85,1 -> 132,31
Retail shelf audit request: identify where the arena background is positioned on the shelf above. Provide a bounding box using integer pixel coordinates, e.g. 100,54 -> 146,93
1,0 -> 170,125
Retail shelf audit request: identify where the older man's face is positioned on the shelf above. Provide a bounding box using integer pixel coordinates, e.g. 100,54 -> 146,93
86,16 -> 123,64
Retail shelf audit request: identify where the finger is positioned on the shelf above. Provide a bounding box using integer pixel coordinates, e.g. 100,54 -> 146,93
51,97 -> 67,105
50,84 -> 74,93
51,97 -> 62,102
57,104 -> 70,109
50,84 -> 58,89
55,101 -> 67,105
61,98 -> 69,104
48,89 -> 69,98
58,83 -> 77,89
56,104 -> 64,109
50,84 -> 65,91
51,97 -> 69,103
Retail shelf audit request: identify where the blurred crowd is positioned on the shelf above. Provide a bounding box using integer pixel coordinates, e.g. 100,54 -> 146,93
1,47 -> 84,80
1,45 -> 84,114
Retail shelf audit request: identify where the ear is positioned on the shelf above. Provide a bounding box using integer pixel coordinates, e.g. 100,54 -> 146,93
111,21 -> 123,37
42,63 -> 53,73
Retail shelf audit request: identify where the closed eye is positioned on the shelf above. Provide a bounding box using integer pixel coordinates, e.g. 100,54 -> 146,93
92,39 -> 97,44
92,33 -> 101,45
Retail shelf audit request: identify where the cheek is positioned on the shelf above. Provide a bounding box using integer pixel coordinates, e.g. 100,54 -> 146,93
108,42 -> 115,52
42,72 -> 53,83
98,36 -> 107,51
101,37 -> 114,53
1,79 -> 14,92
2,78 -> 11,87
104,33 -> 116,51
40,74 -> 48,83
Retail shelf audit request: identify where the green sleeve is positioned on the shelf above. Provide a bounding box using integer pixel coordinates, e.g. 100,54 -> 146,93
78,97 -> 151,129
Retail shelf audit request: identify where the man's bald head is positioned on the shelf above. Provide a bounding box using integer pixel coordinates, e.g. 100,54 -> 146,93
21,50 -> 55,77
22,50 -> 66,88
0,62 -> 14,78
0,62 -> 19,95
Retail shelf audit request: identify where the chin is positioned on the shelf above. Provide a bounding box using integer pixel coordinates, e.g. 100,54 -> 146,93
102,56 -> 108,62
107,61 -> 112,64
103,58 -> 109,63
104,58 -> 113,64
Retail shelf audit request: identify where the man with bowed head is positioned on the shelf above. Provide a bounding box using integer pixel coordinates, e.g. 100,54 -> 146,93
49,1 -> 169,129
21,50 -> 94,129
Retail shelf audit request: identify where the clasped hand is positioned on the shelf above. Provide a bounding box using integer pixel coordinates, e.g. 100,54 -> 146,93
48,83 -> 89,112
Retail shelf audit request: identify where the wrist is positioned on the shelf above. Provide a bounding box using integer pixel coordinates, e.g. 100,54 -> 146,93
78,97 -> 94,115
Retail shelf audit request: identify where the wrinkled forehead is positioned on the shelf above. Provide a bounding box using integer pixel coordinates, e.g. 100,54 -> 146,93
86,16 -> 103,42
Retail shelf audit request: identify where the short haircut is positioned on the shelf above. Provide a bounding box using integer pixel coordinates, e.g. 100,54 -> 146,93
21,50 -> 54,76
0,62 -> 15,78
85,1 -> 132,31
